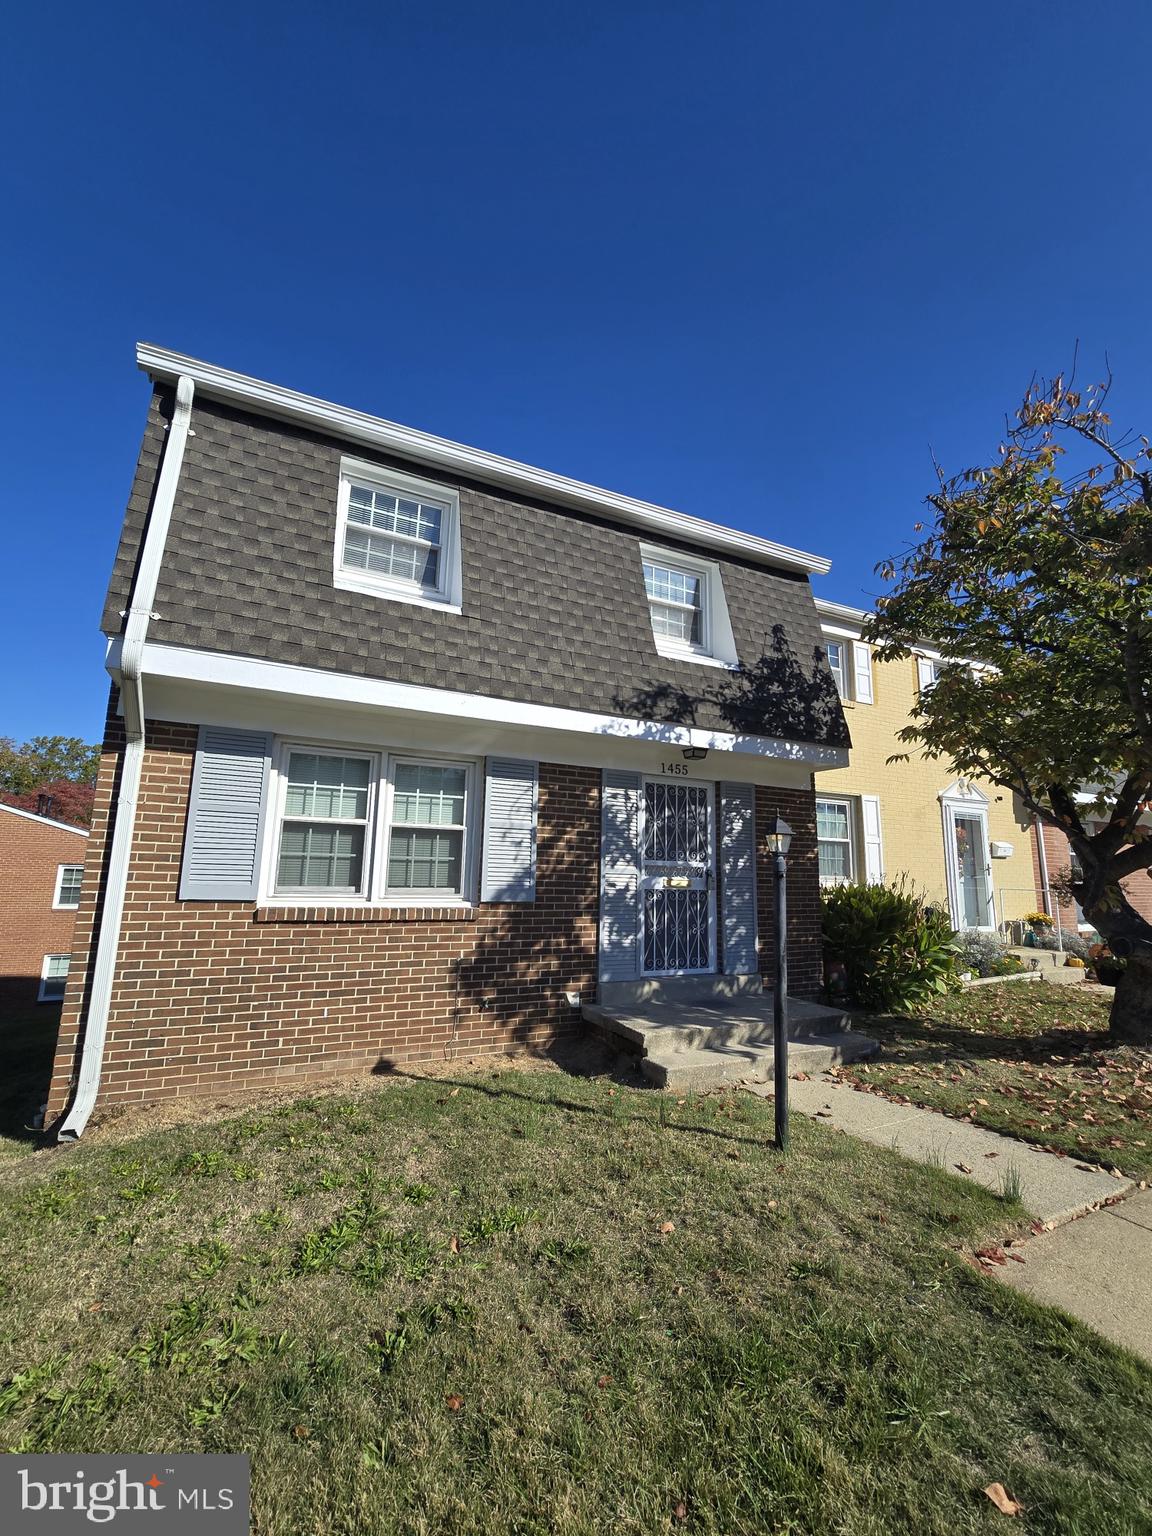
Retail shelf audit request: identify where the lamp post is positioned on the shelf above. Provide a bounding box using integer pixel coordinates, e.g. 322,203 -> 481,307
763,815 -> 793,1151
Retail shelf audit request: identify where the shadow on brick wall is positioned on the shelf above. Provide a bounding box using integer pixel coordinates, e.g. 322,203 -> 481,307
0,996 -> 60,1145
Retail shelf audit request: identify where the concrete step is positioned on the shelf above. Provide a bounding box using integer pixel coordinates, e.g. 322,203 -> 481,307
641,1030 -> 876,1092
584,989 -> 878,1093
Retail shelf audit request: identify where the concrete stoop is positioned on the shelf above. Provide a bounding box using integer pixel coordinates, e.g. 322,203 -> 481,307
583,979 -> 878,1091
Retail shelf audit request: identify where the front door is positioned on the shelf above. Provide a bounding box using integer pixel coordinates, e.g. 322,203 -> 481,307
952,809 -> 994,929
640,777 -> 716,975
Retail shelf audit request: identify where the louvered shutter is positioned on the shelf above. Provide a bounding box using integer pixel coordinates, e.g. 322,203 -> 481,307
860,795 -> 884,884
852,641 -> 874,704
600,770 -> 642,981
178,726 -> 273,901
480,758 -> 538,902
720,782 -> 758,974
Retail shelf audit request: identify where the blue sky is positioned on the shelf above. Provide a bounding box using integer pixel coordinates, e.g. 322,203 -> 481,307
3,1 -> 1150,743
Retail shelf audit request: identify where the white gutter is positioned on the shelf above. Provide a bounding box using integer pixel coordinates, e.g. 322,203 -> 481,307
57,374 -> 195,1140
136,343 -> 832,577
1033,817 -> 1064,955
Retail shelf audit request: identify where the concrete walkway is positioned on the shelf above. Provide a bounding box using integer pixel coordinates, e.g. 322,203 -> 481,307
747,1074 -> 1132,1226
748,1073 -> 1151,1364
996,1191 -> 1152,1364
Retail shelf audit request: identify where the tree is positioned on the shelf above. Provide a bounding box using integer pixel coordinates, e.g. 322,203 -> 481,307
0,735 -> 100,827
867,372 -> 1152,1044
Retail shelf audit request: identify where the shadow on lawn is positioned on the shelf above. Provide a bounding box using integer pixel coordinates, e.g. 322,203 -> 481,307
375,1049 -> 782,1153
856,1011 -> 1116,1070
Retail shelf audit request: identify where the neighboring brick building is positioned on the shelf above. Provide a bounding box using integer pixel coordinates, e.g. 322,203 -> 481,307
0,804 -> 88,1013
47,346 -> 850,1130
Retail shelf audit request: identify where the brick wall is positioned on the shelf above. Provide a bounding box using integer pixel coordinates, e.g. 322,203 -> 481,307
1029,821 -> 1080,928
755,782 -> 823,999
0,811 -> 86,1013
1037,821 -> 1152,929
47,716 -> 600,1116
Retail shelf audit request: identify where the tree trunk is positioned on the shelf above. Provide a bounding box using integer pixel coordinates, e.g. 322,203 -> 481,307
1107,949 -> 1152,1046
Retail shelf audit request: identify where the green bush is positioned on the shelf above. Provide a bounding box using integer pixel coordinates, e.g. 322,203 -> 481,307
821,881 -> 960,1012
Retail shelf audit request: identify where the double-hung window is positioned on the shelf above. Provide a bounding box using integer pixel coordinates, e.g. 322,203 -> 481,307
826,641 -> 848,699
276,752 -> 373,897
644,558 -> 704,649
639,544 -> 738,666
39,954 -> 70,1003
334,461 -> 461,609
816,798 -> 856,885
387,762 -> 469,898
54,864 -> 83,909
270,747 -> 476,903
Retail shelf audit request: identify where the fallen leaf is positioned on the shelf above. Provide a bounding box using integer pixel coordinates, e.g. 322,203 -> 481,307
87,1302 -> 104,1313
1007,1253 -> 1026,1264
983,1481 -> 1022,1515
975,1246 -> 1008,1266
984,1151 -> 999,1159
448,1236 -> 460,1254
597,1374 -> 612,1388
766,1199 -> 778,1211
445,1394 -> 464,1412
658,1221 -> 676,1235
293,1424 -> 311,1439
791,1071 -> 810,1081
956,1163 -> 973,1175
673,1502 -> 688,1522
449,1087 -> 460,1098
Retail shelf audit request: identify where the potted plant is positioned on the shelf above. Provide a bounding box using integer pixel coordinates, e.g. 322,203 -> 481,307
1088,942 -> 1126,987
1022,911 -> 1054,947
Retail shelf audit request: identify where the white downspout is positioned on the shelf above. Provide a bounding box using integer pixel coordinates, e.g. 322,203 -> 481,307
1034,815 -> 1064,956
57,375 -> 195,1140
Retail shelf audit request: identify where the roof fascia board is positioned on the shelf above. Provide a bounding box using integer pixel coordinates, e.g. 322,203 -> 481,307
0,803 -> 89,835
136,344 -> 831,577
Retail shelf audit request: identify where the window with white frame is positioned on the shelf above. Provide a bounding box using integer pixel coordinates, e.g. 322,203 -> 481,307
53,864 -> 83,909
387,762 -> 469,897
644,558 -> 704,648
270,746 -> 476,903
917,655 -> 942,690
826,641 -> 849,699
334,461 -> 461,608
816,798 -> 856,885
39,954 -> 70,1003
638,545 -> 737,665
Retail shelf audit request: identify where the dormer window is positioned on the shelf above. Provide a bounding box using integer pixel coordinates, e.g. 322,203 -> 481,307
639,544 -> 738,667
333,460 -> 463,611
644,559 -> 704,647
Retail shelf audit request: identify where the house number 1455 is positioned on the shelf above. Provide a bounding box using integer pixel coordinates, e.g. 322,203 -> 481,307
660,762 -> 692,776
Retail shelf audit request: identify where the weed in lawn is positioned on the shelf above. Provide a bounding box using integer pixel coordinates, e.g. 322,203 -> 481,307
185,1240 -> 232,1281
999,1163 -> 1024,1206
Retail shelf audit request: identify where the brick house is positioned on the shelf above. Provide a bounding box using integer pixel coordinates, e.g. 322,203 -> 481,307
0,804 -> 88,1013
47,345 -> 850,1135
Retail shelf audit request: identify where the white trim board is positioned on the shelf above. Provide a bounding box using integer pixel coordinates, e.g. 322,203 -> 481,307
0,803 -> 89,836
136,344 -> 832,577
112,640 -> 849,773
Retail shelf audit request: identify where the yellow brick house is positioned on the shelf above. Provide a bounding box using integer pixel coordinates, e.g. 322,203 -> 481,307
814,599 -> 1041,932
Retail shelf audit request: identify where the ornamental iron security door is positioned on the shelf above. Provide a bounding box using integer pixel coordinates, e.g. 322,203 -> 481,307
641,779 -> 716,974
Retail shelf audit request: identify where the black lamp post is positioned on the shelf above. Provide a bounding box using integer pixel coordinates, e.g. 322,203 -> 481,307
763,815 -> 793,1150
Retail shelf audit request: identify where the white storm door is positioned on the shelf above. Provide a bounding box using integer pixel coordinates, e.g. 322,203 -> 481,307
948,806 -> 995,929
640,778 -> 716,975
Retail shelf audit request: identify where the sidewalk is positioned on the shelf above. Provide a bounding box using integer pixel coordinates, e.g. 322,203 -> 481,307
748,1074 -> 1151,1365
748,1074 -> 1131,1225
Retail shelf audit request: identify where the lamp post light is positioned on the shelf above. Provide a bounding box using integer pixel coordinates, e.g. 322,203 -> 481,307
763,815 -> 793,1151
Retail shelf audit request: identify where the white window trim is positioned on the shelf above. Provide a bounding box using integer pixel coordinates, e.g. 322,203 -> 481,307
940,781 -> 996,931
53,863 -> 84,910
332,458 -> 463,613
816,796 -> 857,887
262,738 -> 480,907
38,953 -> 70,1003
638,543 -> 738,668
272,744 -> 379,901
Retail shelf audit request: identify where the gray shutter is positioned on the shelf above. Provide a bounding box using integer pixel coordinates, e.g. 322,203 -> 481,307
600,769 -> 642,981
178,726 -> 273,901
720,781 -> 758,975
480,758 -> 539,902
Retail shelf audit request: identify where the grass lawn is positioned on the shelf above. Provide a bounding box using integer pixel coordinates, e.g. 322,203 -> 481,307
0,1064 -> 1150,1534
0,1006 -> 58,1162
840,983 -> 1152,1182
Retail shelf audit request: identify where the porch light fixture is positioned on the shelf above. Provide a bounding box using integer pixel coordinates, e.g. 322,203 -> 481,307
765,815 -> 793,1151
681,746 -> 708,761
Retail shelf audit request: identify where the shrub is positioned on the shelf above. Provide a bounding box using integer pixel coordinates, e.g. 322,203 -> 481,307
821,881 -> 960,1012
955,930 -> 1008,978
1033,928 -> 1091,960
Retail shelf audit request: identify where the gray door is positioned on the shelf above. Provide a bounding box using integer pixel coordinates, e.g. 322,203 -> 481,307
641,778 -> 716,975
